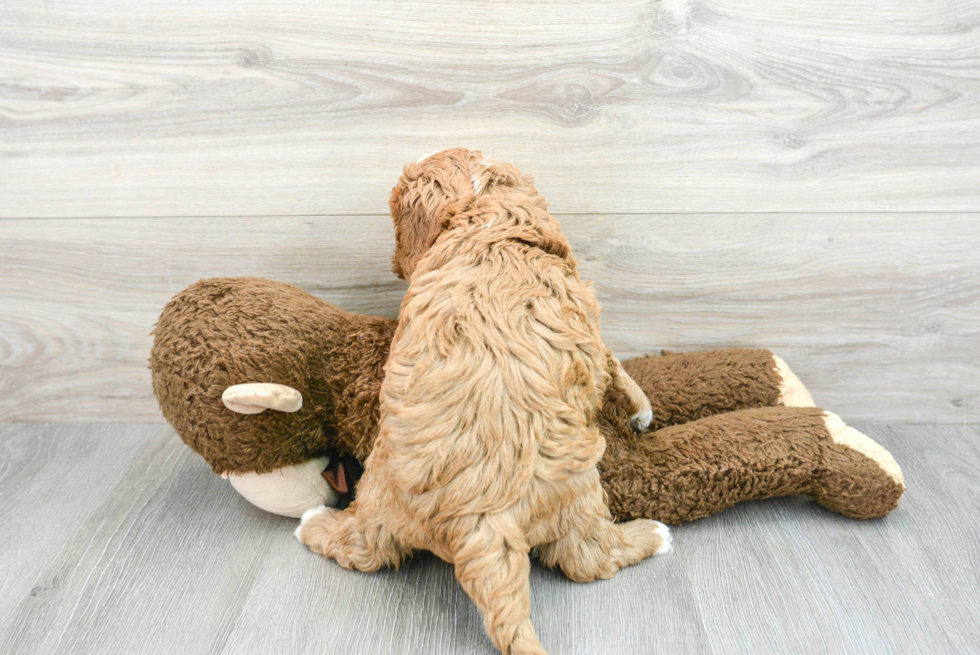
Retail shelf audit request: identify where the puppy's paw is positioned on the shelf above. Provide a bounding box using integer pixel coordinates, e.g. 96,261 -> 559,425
651,521 -> 672,555
223,383 -> 303,414
630,407 -> 654,432
622,518 -> 672,557
294,504 -> 332,543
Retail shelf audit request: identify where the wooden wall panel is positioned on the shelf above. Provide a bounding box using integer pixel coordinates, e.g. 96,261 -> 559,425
1,214 -> 976,423
2,0 -> 979,217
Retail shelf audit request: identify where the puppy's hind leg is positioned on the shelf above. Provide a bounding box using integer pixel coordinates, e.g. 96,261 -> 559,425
538,470 -> 671,583
453,515 -> 547,655
295,499 -> 411,572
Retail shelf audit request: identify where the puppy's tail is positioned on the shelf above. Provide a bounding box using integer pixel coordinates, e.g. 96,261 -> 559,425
453,514 -> 548,655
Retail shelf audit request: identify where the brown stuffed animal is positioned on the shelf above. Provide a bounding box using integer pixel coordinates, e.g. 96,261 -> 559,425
151,276 -> 904,524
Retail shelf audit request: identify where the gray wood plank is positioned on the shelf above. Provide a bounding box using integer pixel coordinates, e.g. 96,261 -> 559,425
0,424 -> 710,655
679,424 -> 980,655
219,536 -> 711,655
1,0 -> 978,217
874,424 -> 980,653
580,215 -> 980,424
0,425 -> 285,654
1,214 -> 977,423
0,424 -> 148,622
219,550 -> 495,655
1,423 -> 979,654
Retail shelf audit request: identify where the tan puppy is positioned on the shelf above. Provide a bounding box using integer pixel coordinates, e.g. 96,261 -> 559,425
296,149 -> 669,655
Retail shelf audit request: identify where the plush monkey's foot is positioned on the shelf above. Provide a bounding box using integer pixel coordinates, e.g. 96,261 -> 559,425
772,355 -> 816,407
821,412 -> 904,486
223,457 -> 340,518
222,383 -> 303,414
807,412 -> 905,520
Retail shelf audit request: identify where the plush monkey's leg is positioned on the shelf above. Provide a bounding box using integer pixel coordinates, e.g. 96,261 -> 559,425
619,349 -> 814,430
599,406 -> 904,525
537,469 -> 670,583
452,515 -> 546,655
223,456 -> 339,518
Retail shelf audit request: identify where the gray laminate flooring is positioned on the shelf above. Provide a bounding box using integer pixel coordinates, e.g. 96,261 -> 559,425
1,423 -> 977,655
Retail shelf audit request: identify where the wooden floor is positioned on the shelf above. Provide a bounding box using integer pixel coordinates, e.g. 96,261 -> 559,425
2,1 -> 978,651
1,423 -> 976,655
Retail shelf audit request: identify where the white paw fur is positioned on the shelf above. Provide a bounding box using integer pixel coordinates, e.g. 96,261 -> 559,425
294,504 -> 330,541
653,522 -> 672,554
631,408 -> 654,432
222,383 -> 303,414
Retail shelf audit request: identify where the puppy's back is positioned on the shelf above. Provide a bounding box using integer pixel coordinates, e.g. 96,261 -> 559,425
378,228 -> 609,523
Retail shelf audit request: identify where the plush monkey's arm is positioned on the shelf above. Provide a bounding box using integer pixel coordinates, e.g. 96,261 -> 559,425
621,349 -> 814,431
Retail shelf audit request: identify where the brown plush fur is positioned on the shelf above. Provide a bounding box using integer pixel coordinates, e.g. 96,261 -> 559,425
151,277 -> 394,473
622,349 -> 781,430
597,403 -> 904,524
297,149 -> 666,655
152,281 -> 903,523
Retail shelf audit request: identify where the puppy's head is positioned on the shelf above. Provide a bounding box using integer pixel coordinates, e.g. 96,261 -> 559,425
388,147 -> 486,280
389,148 -> 571,280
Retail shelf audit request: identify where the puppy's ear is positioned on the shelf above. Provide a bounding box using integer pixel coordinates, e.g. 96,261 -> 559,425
389,175 -> 455,280
390,149 -> 482,280
470,160 -> 572,263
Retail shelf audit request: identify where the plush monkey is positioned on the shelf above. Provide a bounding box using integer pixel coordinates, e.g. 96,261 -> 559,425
150,276 -> 903,523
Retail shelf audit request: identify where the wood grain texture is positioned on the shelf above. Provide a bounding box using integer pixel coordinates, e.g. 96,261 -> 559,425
679,423 -> 980,655
1,214 -> 976,423
0,216 -> 408,423
878,425 -> 980,652
579,214 -> 980,424
0,425 -> 282,654
1,423 -> 978,654
0,424 -> 148,622
2,0 -> 979,217
220,530 -> 710,655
